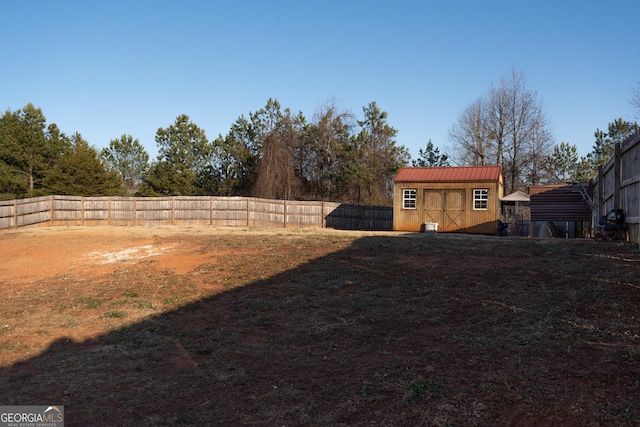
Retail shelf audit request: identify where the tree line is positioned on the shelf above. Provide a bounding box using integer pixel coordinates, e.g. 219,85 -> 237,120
2,72 -> 638,203
0,99 -> 413,204
449,68 -> 639,194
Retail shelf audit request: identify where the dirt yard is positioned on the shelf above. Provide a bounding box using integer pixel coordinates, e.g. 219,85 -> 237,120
0,226 -> 639,426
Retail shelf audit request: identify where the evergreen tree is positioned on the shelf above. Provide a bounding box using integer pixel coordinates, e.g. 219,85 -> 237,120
343,102 -> 409,205
140,115 -> 210,196
0,104 -> 65,198
208,99 -> 303,198
578,118 -> 640,180
593,119 -> 639,167
592,128 -> 612,168
550,142 -> 579,182
575,154 -> 595,183
207,115 -> 261,197
43,133 -> 121,196
101,135 -> 149,195
207,132 -> 255,196
411,140 -> 449,167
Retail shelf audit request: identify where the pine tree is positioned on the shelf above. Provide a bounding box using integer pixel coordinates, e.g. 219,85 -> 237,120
140,115 -> 210,196
0,104 -> 65,197
550,142 -> 579,182
44,133 -> 121,196
343,102 -> 409,205
411,140 -> 449,167
101,135 -> 149,195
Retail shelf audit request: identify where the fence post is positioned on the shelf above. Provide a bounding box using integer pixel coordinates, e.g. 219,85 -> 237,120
210,197 -> 213,226
614,142 -> 621,209
283,200 -> 287,228
172,197 -> 175,225
246,198 -> 250,227
598,165 -> 604,216
13,199 -> 17,229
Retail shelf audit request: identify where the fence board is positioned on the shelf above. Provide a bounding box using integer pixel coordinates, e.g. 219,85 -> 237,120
326,204 -> 393,230
106,198 -> 135,225
0,196 -> 394,231
592,130 -> 640,242
285,202 -> 324,227
0,199 -> 14,229
210,197 -> 248,227
248,198 -> 285,228
173,197 -> 210,223
15,197 -> 52,227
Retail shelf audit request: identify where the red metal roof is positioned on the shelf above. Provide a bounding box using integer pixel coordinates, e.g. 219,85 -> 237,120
394,166 -> 502,182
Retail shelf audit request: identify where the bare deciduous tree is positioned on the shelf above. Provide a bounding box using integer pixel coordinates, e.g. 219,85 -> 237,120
502,69 -> 553,191
448,98 -> 491,166
632,83 -> 640,120
449,68 -> 553,193
253,109 -> 303,200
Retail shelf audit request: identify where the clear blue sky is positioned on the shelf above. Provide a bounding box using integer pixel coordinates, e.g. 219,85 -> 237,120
2,0 -> 639,161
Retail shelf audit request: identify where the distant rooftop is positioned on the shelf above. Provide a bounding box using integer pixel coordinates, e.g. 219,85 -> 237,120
501,191 -> 530,202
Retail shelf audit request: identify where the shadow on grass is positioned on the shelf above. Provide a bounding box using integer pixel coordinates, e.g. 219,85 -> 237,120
1,233 -> 639,426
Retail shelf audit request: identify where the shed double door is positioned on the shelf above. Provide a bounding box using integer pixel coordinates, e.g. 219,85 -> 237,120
423,189 -> 466,232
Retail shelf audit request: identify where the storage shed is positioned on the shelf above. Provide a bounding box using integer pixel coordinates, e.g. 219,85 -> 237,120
393,166 -> 504,234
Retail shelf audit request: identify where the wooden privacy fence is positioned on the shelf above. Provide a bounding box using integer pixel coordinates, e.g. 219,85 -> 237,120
591,129 -> 640,243
0,196 -> 393,231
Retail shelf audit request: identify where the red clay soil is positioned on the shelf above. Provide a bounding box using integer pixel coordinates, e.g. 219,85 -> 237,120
0,226 -> 639,426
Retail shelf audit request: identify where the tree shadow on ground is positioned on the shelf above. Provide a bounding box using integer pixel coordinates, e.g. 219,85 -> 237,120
1,234 -> 639,426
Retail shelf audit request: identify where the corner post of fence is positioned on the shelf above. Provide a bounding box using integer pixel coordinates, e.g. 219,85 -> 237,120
321,202 -> 325,228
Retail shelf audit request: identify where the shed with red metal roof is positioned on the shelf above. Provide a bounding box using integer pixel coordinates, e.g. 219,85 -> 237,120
393,166 -> 504,233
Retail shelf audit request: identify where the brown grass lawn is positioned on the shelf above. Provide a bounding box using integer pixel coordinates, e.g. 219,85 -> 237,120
0,226 -> 639,426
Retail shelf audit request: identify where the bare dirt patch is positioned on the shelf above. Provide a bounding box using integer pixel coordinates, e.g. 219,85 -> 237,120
0,226 -> 639,426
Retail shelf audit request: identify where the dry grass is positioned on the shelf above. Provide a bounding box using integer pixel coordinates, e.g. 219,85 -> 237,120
0,227 -> 639,426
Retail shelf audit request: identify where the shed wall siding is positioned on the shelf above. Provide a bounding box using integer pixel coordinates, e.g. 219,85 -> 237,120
393,181 -> 503,234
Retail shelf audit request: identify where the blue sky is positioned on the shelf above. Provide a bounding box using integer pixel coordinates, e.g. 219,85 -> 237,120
2,1 -> 639,161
